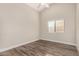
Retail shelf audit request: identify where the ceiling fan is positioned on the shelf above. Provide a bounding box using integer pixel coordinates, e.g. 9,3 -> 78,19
26,3 -> 52,11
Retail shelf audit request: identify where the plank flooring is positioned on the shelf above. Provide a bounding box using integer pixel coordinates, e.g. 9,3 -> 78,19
0,40 -> 78,56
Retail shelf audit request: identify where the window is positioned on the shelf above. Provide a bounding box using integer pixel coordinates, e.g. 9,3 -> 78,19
48,21 -> 55,33
48,20 -> 64,33
56,20 -> 64,32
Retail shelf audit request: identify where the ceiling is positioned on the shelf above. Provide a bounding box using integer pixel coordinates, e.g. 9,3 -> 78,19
26,3 -> 52,12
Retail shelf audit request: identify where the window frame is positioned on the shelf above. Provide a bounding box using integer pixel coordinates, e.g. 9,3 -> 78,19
48,19 -> 65,33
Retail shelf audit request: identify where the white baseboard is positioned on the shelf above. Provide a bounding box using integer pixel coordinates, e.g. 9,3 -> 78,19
40,38 -> 76,46
0,38 -> 76,53
0,39 -> 39,52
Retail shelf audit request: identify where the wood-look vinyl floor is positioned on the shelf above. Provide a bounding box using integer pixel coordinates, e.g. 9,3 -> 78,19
0,40 -> 78,56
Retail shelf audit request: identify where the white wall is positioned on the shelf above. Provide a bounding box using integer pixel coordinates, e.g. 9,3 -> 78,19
40,3 -> 76,45
0,4 -> 39,49
76,4 -> 79,51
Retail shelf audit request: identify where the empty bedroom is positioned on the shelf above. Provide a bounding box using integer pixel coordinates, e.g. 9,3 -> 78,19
0,3 -> 79,56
